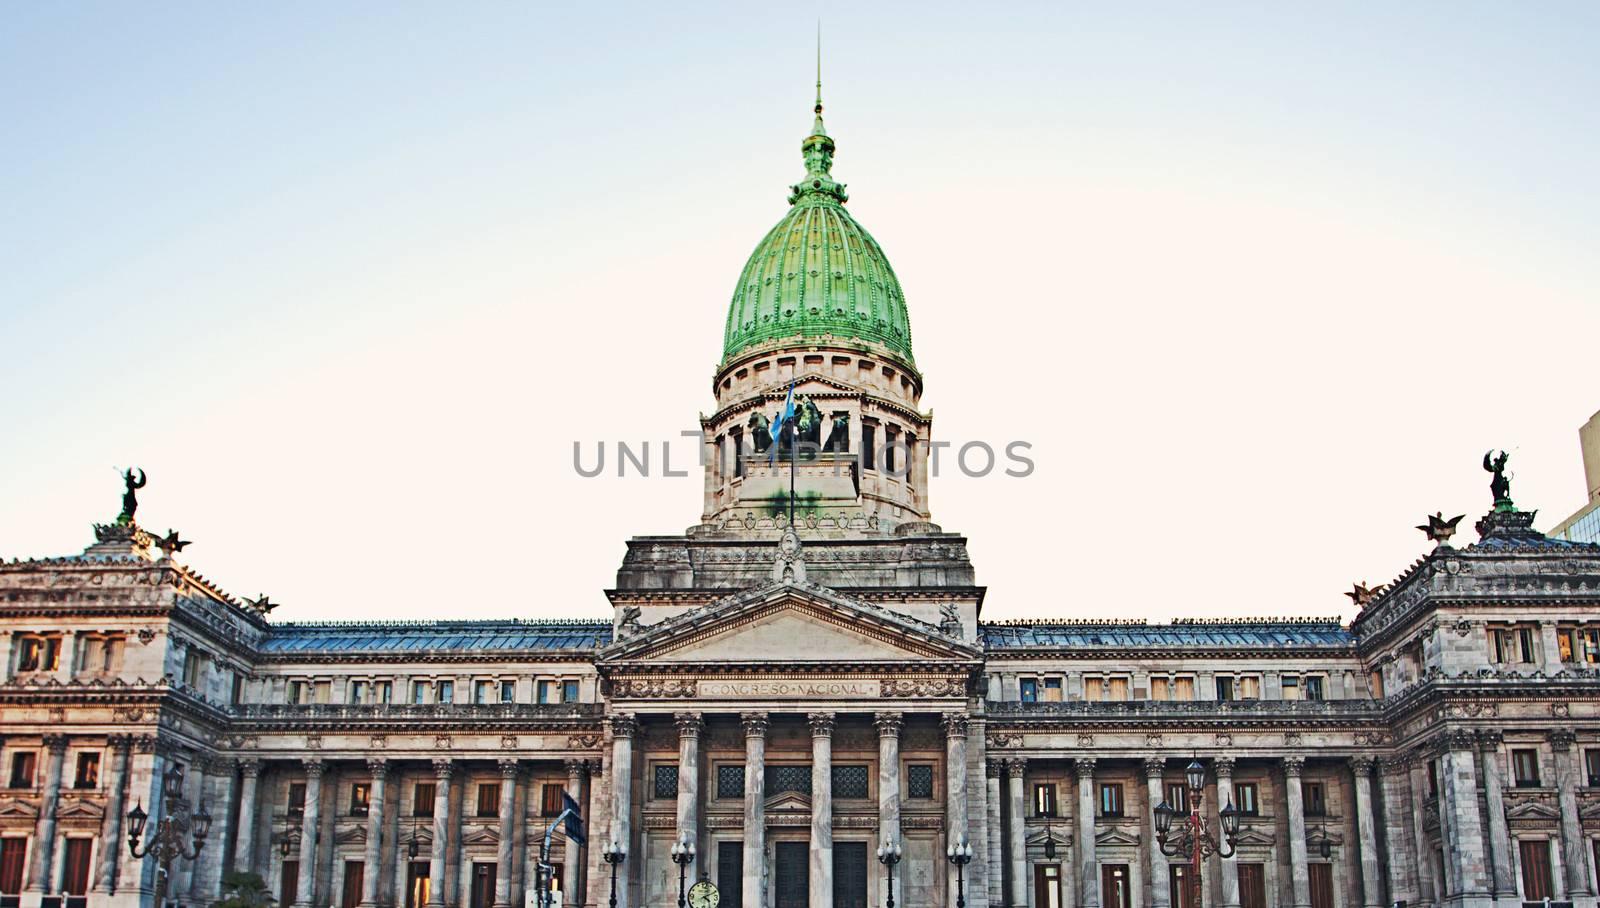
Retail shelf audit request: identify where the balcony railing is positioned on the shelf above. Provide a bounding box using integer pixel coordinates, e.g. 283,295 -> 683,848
233,702 -> 604,720
987,699 -> 1385,717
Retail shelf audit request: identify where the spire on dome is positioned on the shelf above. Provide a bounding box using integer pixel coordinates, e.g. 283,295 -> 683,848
791,27 -> 846,205
812,22 -> 827,138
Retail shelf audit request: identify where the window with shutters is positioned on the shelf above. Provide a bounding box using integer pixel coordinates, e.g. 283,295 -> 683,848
717,765 -> 745,799
288,782 -> 306,818
832,765 -> 869,799
765,765 -> 811,797
718,842 -> 743,908
72,753 -> 99,789
349,783 -> 370,816
541,784 -> 564,817
654,765 -> 679,800
1303,782 -> 1327,816
1513,749 -> 1541,787
1033,783 -> 1057,817
1236,783 -> 1260,816
476,783 -> 500,817
906,764 -> 934,800
413,783 -> 436,817
1099,783 -> 1124,817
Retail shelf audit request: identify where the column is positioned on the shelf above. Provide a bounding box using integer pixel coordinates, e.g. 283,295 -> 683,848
565,760 -> 588,908
742,715 -> 769,908
1214,758 -> 1240,908
427,760 -> 453,908
1143,759 -> 1169,908
876,714 -> 905,908
1407,760 -> 1438,907
197,758 -> 241,901
610,716 -> 637,908
1282,757 -> 1311,908
1006,761 -> 1027,908
1350,758 -> 1383,908
676,714 -> 704,853
984,760 -> 1003,905
296,760 -> 326,908
94,736 -> 133,894
494,760 -> 518,908
810,713 -> 836,908
25,735 -> 67,893
235,759 -> 263,874
1441,732 -> 1491,902
1551,731 -> 1594,903
1474,736 -> 1514,900
361,760 -> 389,907
944,715 -> 971,905
1075,758 -> 1099,908
1377,760 -> 1419,907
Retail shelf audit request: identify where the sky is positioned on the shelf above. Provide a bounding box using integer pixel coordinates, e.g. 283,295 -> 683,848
2,2 -> 1598,626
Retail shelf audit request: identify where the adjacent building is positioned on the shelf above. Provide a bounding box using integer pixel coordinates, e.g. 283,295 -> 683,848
1550,410 -> 1600,544
4,86 -> 1600,908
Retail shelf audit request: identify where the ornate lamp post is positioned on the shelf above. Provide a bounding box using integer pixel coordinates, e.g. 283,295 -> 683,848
670,836 -> 696,908
1153,760 -> 1240,904
126,764 -> 211,908
946,835 -> 974,908
876,836 -> 903,908
1042,812 -> 1058,859
602,839 -> 626,908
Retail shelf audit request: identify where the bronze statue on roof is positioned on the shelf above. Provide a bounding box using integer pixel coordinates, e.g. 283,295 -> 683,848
117,467 -> 146,525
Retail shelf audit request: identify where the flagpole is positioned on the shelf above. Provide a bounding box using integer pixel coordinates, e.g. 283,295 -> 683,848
789,412 -> 797,528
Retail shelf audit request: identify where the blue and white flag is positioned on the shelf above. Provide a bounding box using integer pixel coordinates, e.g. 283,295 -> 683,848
768,381 -> 796,459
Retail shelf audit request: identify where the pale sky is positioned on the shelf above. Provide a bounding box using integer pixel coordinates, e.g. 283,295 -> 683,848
3,2 -> 1598,625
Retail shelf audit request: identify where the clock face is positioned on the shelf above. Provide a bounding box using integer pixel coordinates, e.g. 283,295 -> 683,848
688,881 -> 720,908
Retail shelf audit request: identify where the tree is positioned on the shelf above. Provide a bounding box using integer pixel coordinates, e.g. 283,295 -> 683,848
212,871 -> 275,908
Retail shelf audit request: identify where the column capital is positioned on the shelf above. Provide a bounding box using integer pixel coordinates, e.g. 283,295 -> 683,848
986,759 -> 1003,779
564,759 -> 588,777
1281,756 -> 1304,777
367,758 -> 390,779
940,712 -> 969,739
42,734 -> 68,754
1444,728 -> 1477,752
1377,758 -> 1409,778
106,733 -> 136,751
1475,730 -> 1504,750
741,712 -> 769,737
1142,757 -> 1166,779
497,759 -> 520,779
1005,759 -> 1027,780
587,758 -> 605,778
1348,756 -> 1375,777
808,712 -> 836,737
873,712 -> 903,737
1213,757 -> 1236,779
1548,729 -> 1577,752
431,758 -> 455,780
1074,758 -> 1097,780
239,758 -> 262,779
609,713 -> 639,739
303,758 -> 327,779
674,712 -> 705,738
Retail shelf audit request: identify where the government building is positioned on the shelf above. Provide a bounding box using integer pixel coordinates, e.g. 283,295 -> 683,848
4,86 -> 1600,908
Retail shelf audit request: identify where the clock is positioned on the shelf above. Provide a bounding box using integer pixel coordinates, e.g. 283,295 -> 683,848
688,880 -> 721,908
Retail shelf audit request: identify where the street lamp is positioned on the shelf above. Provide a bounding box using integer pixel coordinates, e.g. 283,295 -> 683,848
670,836 -> 696,908
946,835 -> 974,908
127,764 -> 211,908
602,839 -> 626,908
1153,760 -> 1239,905
408,816 -> 421,860
877,836 -> 903,908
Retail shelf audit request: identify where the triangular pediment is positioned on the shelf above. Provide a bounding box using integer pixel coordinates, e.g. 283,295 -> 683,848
1095,827 -> 1142,847
463,826 -> 501,846
603,582 -> 979,666
1025,829 -> 1073,847
1506,799 -> 1561,821
765,792 -> 812,812
56,798 -> 105,820
1233,826 -> 1276,846
0,798 -> 39,819
335,825 -> 367,846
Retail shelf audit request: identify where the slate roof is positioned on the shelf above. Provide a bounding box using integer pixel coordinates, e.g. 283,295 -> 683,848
261,620 -> 612,654
979,621 -> 1353,650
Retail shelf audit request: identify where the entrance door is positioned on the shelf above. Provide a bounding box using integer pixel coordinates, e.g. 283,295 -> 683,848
833,844 -> 867,908
61,840 -> 90,908
1034,865 -> 1062,908
1170,865 -> 1196,908
471,863 -> 497,908
1309,864 -> 1334,908
406,863 -> 431,908
0,839 -> 25,908
1238,863 -> 1267,908
342,862 -> 364,908
1520,841 -> 1554,901
1102,865 -> 1131,908
281,861 -> 299,908
775,843 -> 809,908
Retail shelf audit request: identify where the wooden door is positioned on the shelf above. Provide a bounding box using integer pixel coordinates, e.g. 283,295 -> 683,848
1102,864 -> 1131,908
0,839 -> 25,895
1170,865 -> 1196,908
406,863 -> 431,908
832,843 -> 867,908
341,861 -> 364,908
1520,840 -> 1554,901
471,863 -> 497,908
1238,863 -> 1267,908
775,843 -> 809,908
718,842 -> 743,908
280,861 -> 299,908
1309,864 -> 1334,908
61,840 -> 91,906
1034,864 -> 1062,908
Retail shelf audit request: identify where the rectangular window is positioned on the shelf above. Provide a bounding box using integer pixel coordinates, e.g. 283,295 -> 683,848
1020,679 -> 1038,702
16,636 -> 60,673
717,765 -> 746,799
73,753 -> 100,789
313,680 -> 332,704
1519,840 -> 1554,901
0,837 -> 26,895
885,427 -> 899,474
731,428 -> 744,478
1238,676 -> 1260,699
288,782 -> 307,818
1518,628 -> 1536,663
562,680 -> 579,703
1491,629 -> 1514,663
350,680 -> 369,704
765,765 -> 811,797
1173,676 -> 1195,701
1085,677 -> 1104,701
61,839 -> 91,897
718,841 -> 743,908
1043,678 -> 1063,702
1368,670 -> 1385,699
287,680 -> 306,704
341,861 -> 364,908
541,783 -> 564,817
1099,783 -> 1124,817
654,765 -> 679,800
375,681 -> 392,704
537,681 -> 552,704
1282,677 -> 1300,700
412,681 -> 431,704
1236,783 -> 1259,816
1584,628 -> 1600,663
474,680 -> 491,704
1033,783 -> 1057,817
1512,749 -> 1541,787
8,753 -> 35,789
832,765 -> 869,799
232,673 -> 245,704
862,425 -> 876,471
413,783 -> 436,817
436,680 -> 454,703
1150,676 -> 1169,701
1216,676 -> 1235,701
1585,750 -> 1600,787
907,764 -> 934,800
345,782 -> 368,816
1304,676 -> 1325,701
1427,760 -> 1439,797
1303,782 -> 1327,816
1107,677 -> 1129,700
1560,629 -> 1576,662
476,783 -> 501,817
1165,782 -> 1189,814
499,681 -> 515,703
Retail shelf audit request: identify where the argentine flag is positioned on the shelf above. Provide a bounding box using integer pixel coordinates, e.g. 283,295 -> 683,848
769,381 -> 796,460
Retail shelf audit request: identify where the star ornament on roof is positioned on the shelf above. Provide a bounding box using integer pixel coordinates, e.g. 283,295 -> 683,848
243,594 -> 279,614
1416,512 -> 1465,546
155,529 -> 191,555
1344,583 -> 1382,608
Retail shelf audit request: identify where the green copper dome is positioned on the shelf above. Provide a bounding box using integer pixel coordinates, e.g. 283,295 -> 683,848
721,100 -> 914,366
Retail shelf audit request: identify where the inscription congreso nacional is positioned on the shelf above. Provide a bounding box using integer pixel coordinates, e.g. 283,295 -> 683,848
3,70 -> 1600,908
